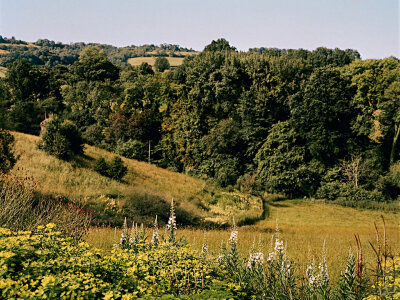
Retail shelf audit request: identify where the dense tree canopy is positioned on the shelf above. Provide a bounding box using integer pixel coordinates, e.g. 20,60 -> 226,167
1,37 -> 399,205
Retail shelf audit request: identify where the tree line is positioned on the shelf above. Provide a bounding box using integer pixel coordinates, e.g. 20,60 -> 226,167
0,35 -> 195,67
1,38 -> 399,206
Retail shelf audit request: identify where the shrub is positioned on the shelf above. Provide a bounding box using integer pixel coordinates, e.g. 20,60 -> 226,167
115,139 -> 146,160
0,129 -> 17,173
93,157 -> 109,176
108,156 -> 128,181
93,156 -> 128,181
316,181 -> 395,210
38,116 -> 84,160
122,193 -> 198,226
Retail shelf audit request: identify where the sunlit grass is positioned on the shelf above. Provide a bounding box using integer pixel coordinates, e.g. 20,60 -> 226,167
11,132 -> 261,223
86,200 -> 399,282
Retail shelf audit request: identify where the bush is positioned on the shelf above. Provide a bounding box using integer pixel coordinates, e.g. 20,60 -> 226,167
122,192 -> 198,226
38,116 -> 84,160
108,157 -> 128,181
93,156 -> 128,181
0,129 -> 16,173
115,139 -> 146,160
316,181 -> 390,209
93,157 -> 109,176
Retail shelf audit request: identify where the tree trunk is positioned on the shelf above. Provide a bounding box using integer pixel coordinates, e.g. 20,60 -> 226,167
148,140 -> 151,164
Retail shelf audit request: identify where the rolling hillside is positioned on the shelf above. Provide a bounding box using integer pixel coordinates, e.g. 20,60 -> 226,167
10,132 -> 262,225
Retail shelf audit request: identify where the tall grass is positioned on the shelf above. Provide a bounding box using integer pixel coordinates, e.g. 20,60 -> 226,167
11,131 -> 263,225
86,200 -> 399,282
0,172 -> 91,239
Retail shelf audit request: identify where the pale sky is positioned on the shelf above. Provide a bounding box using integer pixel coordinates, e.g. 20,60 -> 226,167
1,0 -> 399,59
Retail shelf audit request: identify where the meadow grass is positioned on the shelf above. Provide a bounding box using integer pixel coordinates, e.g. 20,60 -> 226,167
86,200 -> 399,282
127,56 -> 185,67
11,132 -> 261,223
0,66 -> 7,78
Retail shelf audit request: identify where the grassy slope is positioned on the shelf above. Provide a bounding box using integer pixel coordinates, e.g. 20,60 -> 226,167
11,132 -> 262,223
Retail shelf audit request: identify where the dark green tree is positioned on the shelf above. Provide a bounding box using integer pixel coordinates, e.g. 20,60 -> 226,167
0,129 -> 16,173
39,116 -> 84,160
108,156 -> 128,181
154,57 -> 170,72
203,38 -> 236,52
255,121 -> 323,197
290,67 -> 355,164
70,46 -> 119,82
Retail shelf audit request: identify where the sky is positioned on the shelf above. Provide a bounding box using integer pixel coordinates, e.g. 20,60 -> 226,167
0,0 -> 399,59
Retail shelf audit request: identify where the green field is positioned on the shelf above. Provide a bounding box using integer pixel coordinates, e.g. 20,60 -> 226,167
127,56 -> 186,67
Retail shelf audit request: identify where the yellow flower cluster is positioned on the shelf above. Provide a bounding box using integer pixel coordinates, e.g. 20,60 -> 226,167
0,225 -> 231,299
363,257 -> 400,300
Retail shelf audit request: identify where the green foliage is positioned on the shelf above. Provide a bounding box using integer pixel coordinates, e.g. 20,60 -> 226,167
255,121 -> 323,197
1,37 -> 400,206
108,156 -> 128,181
93,157 -> 109,176
115,139 -> 147,160
0,129 -> 16,173
38,116 -> 84,160
290,67 -> 355,163
121,193 -> 198,226
0,225 -> 226,299
316,181 -> 390,210
137,62 -> 154,75
71,46 -> 119,82
93,156 -> 127,181
154,56 -> 170,72
203,38 -> 237,52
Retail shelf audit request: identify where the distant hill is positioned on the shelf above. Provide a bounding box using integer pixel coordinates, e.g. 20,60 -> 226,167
0,36 -> 197,67
11,131 -> 262,226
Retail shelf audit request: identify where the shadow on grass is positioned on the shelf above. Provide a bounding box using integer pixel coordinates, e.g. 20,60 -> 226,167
268,202 -> 290,208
